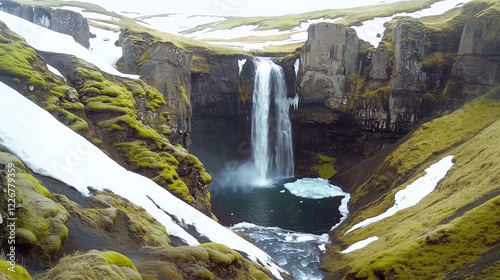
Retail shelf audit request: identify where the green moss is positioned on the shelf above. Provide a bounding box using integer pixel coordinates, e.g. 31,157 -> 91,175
16,173 -> 50,198
322,93 -> 500,279
190,55 -> 211,73
138,244 -> 274,280
0,159 -> 69,258
113,141 -> 194,204
179,84 -> 190,106
0,152 -> 25,170
35,250 -> 142,280
311,154 -> 337,179
138,49 -> 151,67
422,52 -> 456,68
0,261 -> 32,280
100,251 -> 139,273
342,72 -> 390,112
199,242 -> 243,265
15,228 -> 37,247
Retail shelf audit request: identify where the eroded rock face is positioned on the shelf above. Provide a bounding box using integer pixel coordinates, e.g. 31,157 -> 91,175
298,23 -> 359,122
190,52 -> 255,172
293,17 -> 466,172
119,31 -> 193,147
388,18 -> 428,131
448,7 -> 500,98
0,0 -> 90,48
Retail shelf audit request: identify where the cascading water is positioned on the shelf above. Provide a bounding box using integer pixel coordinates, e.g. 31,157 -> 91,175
251,57 -> 299,184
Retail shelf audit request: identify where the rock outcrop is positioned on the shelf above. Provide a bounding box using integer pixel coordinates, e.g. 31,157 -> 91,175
0,21 -> 213,216
445,3 -> 500,99
297,23 -> 360,124
292,2 -> 491,173
0,0 -> 91,48
118,30 -> 194,148
190,51 -> 255,170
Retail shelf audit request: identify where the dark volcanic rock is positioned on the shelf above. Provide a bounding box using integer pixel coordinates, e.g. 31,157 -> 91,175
118,30 -> 193,147
447,6 -> 500,98
298,23 -> 359,120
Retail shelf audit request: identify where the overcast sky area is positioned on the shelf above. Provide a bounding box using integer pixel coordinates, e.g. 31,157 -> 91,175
64,0 -> 408,16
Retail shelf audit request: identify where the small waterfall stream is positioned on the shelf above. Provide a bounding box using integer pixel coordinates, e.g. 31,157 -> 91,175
251,57 -> 299,184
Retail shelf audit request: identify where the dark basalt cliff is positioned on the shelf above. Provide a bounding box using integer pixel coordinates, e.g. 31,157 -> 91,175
116,28 -> 255,171
118,30 -> 194,148
0,0 -> 91,48
292,0 -> 500,175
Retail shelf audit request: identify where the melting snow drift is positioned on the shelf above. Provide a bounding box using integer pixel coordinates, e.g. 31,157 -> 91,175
345,155 -> 455,234
341,236 -> 380,253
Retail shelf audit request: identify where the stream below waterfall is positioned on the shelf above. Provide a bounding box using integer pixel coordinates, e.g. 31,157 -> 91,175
191,57 -> 349,279
209,178 -> 347,280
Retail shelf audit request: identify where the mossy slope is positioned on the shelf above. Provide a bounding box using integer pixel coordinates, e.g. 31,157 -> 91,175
322,90 -> 500,279
35,250 -> 142,280
59,56 -> 213,214
0,151 -> 69,259
137,243 -> 275,280
0,260 -> 32,280
52,189 -> 171,247
0,20 -> 213,216
0,21 -> 92,139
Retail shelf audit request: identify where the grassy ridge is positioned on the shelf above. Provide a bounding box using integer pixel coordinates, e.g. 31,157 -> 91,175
183,0 -> 441,33
322,89 -> 500,279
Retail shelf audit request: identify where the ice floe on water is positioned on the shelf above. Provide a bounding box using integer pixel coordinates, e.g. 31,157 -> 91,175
284,178 -> 348,199
284,178 -> 351,230
231,222 -> 329,280
345,155 -> 455,234
341,236 -> 380,253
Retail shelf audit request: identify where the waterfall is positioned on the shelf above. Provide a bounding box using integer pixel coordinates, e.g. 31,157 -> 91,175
251,57 -> 298,184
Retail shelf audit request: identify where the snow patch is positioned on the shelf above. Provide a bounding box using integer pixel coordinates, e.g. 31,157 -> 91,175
354,0 -> 474,47
345,155 -> 455,234
294,59 -> 300,77
0,11 -> 138,79
89,26 -> 123,68
340,236 -> 379,253
47,64 -> 65,81
238,58 -> 247,75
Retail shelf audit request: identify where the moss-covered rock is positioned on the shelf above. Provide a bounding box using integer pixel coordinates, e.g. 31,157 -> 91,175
52,189 -> 171,247
35,250 -> 142,280
0,260 -> 32,280
38,53 -> 214,216
0,152 -> 69,258
0,21 -> 93,139
136,243 -> 276,280
310,154 -> 337,179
